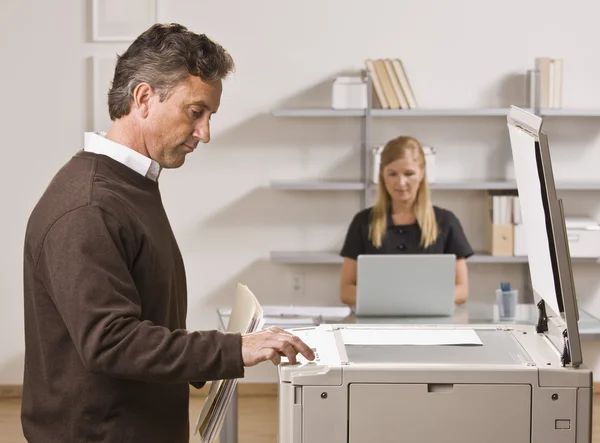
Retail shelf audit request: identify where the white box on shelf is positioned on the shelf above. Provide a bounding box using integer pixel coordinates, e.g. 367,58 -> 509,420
370,145 -> 436,184
370,145 -> 383,184
565,218 -> 600,258
424,146 -> 436,182
514,218 -> 600,258
331,76 -> 367,110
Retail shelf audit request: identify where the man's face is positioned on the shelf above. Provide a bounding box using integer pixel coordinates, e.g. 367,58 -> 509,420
141,75 -> 222,169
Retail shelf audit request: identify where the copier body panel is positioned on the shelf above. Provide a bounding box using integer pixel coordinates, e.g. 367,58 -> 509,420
278,324 -> 592,443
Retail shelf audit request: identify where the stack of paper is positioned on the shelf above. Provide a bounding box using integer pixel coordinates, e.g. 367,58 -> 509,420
194,283 -> 264,442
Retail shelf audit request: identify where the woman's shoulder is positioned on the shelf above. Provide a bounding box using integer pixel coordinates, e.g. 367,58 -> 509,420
350,207 -> 373,225
432,205 -> 473,257
433,205 -> 461,225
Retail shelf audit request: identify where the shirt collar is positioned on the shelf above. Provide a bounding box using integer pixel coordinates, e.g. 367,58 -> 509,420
83,132 -> 162,182
385,210 -> 418,229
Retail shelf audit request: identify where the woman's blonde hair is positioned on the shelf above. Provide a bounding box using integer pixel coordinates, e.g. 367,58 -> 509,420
369,136 -> 438,249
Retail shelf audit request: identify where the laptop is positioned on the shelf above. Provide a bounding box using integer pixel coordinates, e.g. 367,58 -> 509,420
354,254 -> 456,317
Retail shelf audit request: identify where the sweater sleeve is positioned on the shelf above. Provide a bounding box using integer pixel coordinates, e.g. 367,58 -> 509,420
36,205 -> 244,384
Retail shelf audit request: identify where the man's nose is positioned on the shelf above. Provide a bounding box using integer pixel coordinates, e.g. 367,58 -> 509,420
193,121 -> 210,143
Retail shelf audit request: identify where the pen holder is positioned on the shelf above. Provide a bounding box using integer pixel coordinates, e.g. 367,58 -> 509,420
496,289 -> 518,321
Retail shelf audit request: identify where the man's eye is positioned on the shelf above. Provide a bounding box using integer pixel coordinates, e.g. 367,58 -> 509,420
191,109 -> 203,118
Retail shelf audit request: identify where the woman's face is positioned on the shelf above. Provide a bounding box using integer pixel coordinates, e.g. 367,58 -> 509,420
382,152 -> 424,206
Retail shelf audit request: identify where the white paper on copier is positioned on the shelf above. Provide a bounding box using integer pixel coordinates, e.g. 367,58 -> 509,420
340,328 -> 483,346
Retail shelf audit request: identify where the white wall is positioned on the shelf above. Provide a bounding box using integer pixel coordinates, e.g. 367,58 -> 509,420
2,0 -> 600,384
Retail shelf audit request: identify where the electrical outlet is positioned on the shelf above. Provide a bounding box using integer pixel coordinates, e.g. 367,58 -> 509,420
291,272 -> 305,297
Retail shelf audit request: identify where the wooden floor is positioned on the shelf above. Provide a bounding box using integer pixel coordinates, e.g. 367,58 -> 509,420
0,396 -> 278,443
0,394 -> 598,442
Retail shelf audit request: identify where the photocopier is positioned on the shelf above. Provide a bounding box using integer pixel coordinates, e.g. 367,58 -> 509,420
277,106 -> 593,443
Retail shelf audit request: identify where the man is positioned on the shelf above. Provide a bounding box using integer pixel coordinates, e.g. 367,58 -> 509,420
22,23 -> 314,443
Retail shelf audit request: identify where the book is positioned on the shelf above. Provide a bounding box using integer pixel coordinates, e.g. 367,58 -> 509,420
391,58 -> 417,109
373,59 -> 400,109
365,59 -> 388,109
384,58 -> 409,109
194,283 -> 264,442
535,57 -> 563,109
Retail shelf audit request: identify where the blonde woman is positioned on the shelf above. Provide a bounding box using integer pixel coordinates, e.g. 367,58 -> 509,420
339,136 -> 473,307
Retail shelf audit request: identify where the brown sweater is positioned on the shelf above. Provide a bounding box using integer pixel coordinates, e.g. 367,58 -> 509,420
22,150 -> 244,443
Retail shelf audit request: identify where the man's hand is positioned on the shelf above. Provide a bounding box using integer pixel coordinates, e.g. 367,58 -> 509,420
241,327 -> 315,366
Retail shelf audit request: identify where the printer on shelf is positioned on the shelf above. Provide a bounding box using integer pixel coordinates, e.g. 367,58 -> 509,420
277,106 -> 593,443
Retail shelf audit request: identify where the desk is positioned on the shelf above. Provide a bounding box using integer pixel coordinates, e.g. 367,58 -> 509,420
217,302 -> 600,443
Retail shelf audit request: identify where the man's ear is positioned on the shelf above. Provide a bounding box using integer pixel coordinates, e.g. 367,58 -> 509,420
132,82 -> 154,118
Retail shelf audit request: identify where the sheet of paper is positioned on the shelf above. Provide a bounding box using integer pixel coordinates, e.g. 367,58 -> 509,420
340,328 -> 483,346
223,284 -> 263,334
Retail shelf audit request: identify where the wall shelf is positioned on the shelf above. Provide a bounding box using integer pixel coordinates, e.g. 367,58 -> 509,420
272,108 -> 364,117
430,181 -> 518,190
555,182 -> 600,190
271,107 -> 515,118
271,179 -> 600,192
431,180 -> 600,191
270,250 -> 600,265
270,180 -> 366,191
271,107 -> 600,118
370,108 -> 520,117
539,109 -> 600,117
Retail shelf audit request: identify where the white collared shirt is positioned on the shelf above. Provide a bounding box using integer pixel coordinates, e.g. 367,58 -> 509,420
83,132 -> 161,182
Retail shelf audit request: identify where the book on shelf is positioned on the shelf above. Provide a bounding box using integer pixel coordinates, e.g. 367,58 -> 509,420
535,57 -> 563,109
365,57 -> 417,109
194,283 -> 264,443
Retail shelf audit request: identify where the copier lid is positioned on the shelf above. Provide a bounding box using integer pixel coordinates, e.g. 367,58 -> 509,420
507,106 -> 583,366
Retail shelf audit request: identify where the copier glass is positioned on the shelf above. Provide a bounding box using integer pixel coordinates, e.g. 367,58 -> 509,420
277,106 -> 593,443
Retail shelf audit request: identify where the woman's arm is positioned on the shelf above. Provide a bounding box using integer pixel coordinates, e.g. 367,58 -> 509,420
454,257 -> 469,304
442,209 -> 472,305
340,257 -> 358,306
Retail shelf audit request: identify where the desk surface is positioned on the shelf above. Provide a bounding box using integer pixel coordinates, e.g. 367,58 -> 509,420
217,302 -> 600,340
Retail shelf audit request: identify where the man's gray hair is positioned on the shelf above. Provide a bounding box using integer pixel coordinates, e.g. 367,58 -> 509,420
108,23 -> 234,120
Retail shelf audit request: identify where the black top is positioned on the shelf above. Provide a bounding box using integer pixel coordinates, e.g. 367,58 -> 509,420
340,205 -> 474,260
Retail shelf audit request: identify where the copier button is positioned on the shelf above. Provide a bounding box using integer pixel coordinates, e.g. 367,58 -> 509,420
311,348 -> 320,361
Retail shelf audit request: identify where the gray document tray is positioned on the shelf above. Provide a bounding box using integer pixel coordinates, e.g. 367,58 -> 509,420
345,330 -> 534,365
